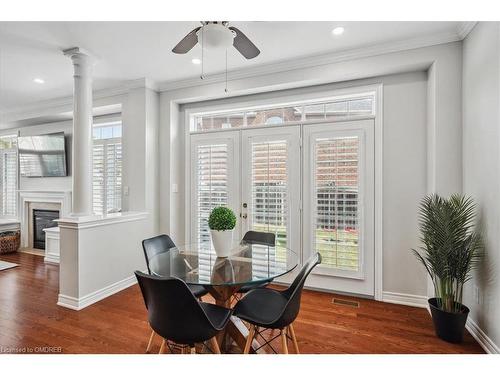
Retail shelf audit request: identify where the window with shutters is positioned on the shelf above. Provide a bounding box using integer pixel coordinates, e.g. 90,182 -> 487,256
314,136 -> 359,271
196,143 -> 229,245
0,135 -> 18,217
92,122 -> 122,215
250,140 -> 288,256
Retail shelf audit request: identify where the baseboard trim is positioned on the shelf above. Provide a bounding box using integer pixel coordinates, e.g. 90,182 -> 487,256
382,291 -> 428,308
57,275 -> 137,311
466,317 -> 500,354
44,255 -> 60,264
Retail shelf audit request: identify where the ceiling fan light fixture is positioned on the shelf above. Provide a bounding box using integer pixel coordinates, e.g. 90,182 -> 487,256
197,23 -> 234,50
332,27 -> 345,36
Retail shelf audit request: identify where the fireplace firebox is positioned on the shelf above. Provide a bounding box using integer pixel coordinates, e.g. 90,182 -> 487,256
33,209 -> 59,250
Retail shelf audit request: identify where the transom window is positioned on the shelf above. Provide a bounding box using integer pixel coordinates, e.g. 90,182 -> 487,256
190,94 -> 375,132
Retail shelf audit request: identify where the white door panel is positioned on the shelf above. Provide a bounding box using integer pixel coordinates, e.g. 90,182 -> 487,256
303,120 -> 375,296
189,132 -> 240,245
241,126 -> 301,264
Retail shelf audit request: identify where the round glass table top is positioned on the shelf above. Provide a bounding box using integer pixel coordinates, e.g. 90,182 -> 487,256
148,241 -> 298,287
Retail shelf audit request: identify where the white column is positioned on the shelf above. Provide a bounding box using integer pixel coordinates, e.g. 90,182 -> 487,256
63,47 -> 93,216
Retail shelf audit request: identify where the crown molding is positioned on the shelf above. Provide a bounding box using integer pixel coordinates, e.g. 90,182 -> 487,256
158,30 -> 462,92
457,22 -> 477,40
2,25 -> 473,119
0,78 -> 160,123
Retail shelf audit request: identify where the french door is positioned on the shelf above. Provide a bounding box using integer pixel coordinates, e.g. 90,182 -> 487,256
303,120 -> 374,296
241,126 -> 301,259
189,132 -> 240,245
189,119 -> 374,296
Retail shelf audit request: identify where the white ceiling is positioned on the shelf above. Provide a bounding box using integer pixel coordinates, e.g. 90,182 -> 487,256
0,21 -> 465,112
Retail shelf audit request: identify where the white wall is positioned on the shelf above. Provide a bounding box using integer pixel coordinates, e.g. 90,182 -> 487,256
121,86 -> 160,232
462,22 -> 500,352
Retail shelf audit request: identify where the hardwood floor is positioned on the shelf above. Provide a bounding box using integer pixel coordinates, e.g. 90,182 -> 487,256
0,252 -> 484,354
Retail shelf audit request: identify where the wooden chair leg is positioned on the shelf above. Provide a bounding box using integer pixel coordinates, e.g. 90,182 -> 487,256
190,346 -> 196,354
281,329 -> 289,354
244,325 -> 256,354
146,330 -> 155,353
210,337 -> 221,354
159,339 -> 166,354
288,324 -> 300,354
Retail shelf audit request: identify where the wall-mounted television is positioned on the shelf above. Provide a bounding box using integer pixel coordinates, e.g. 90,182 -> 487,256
18,132 -> 68,177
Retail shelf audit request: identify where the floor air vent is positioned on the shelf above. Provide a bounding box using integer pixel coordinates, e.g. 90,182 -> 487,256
332,298 -> 360,308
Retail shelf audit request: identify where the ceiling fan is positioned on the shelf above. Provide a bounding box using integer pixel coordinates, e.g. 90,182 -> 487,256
172,21 -> 260,59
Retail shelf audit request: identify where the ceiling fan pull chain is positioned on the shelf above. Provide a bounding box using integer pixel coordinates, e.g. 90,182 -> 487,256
200,26 -> 205,80
225,49 -> 228,93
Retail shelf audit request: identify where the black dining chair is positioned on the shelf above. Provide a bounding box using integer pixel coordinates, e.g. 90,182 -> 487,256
141,234 -> 208,352
135,271 -> 232,354
233,252 -> 322,354
237,231 -> 276,295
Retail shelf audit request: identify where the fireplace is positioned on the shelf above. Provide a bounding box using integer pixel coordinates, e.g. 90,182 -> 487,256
32,209 -> 59,250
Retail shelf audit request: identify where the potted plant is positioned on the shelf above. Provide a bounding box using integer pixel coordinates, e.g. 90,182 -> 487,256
412,194 -> 483,343
208,206 -> 237,258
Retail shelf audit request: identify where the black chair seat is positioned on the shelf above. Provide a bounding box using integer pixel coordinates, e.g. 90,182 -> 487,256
238,281 -> 270,294
142,234 -> 209,299
200,302 -> 232,330
135,271 -> 232,349
238,231 -> 276,296
234,288 -> 289,328
188,284 -> 209,298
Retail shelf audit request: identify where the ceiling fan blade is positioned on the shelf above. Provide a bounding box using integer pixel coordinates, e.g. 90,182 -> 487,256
229,26 -> 260,59
172,27 -> 201,54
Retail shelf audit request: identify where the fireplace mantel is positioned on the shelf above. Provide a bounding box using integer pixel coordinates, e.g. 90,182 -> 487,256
18,190 -> 72,248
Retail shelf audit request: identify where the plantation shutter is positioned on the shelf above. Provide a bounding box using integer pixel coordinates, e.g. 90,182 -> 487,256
0,149 -> 18,216
105,141 -> 122,214
196,143 -> 229,245
92,123 -> 122,215
314,136 -> 360,271
250,140 -> 288,253
92,143 -> 105,214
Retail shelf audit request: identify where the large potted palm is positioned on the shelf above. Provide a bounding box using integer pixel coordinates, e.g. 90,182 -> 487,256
412,194 -> 483,343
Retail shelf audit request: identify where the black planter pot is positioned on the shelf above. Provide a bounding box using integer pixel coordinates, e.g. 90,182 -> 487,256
428,298 -> 470,343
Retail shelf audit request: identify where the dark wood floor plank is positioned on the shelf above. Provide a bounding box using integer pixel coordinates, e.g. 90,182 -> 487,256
0,252 -> 484,354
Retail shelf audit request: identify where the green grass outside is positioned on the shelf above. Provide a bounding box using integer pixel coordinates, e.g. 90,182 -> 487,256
253,224 -> 359,271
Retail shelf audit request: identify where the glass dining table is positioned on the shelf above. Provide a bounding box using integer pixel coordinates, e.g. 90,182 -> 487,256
148,240 -> 298,352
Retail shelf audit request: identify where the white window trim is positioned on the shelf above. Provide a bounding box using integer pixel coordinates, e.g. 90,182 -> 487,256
0,133 -> 19,218
183,83 -> 384,300
187,86 -> 378,134
93,133 -> 122,216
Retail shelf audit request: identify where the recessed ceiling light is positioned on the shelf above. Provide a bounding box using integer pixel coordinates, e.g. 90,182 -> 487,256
33,78 -> 45,84
332,27 -> 345,36
192,58 -> 201,65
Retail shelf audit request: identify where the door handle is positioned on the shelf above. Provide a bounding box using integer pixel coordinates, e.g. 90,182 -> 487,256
241,213 -> 248,219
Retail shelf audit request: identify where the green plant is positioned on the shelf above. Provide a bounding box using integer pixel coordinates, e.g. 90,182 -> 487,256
412,194 -> 483,313
208,206 -> 236,231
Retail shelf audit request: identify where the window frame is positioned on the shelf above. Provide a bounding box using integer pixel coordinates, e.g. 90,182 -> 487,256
0,133 -> 19,218
92,120 -> 123,216
187,86 -> 378,134
183,84 -> 384,301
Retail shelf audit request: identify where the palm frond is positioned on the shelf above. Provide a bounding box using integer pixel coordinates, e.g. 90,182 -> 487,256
412,194 -> 483,312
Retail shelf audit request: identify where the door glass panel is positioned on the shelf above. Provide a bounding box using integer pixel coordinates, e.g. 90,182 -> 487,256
314,136 -> 359,271
196,143 -> 229,245
250,140 -> 288,260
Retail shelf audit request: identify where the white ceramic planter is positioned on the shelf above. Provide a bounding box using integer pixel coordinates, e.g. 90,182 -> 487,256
210,229 -> 233,257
